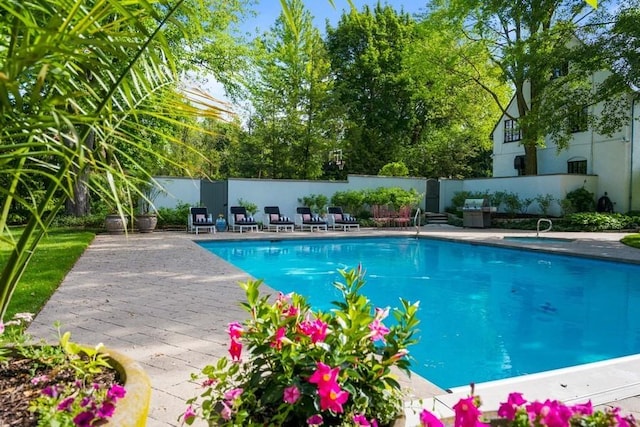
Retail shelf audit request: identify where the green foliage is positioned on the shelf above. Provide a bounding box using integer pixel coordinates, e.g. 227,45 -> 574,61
238,199 -> 259,216
378,162 -> 409,177
156,203 -> 191,228
563,187 -> 596,213
561,213 -> 638,232
535,194 -> 556,216
362,187 -> 421,210
298,194 -> 329,214
330,191 -> 366,216
183,267 -> 420,426
621,234 -> 640,249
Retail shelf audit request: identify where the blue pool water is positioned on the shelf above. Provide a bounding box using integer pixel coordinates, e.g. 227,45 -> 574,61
199,237 -> 640,389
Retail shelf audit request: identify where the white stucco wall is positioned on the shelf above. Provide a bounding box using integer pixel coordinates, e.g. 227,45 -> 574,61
440,175 -> 599,217
152,177 -> 201,209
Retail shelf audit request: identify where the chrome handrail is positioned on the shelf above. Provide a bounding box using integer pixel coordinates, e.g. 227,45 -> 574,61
536,218 -> 552,237
414,208 -> 422,234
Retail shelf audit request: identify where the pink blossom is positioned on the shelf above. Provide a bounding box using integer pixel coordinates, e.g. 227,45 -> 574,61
453,396 -> 489,427
31,375 -> 49,385
220,402 -> 233,420
271,327 -> 287,350
57,397 -> 75,411
41,385 -> 58,398
229,338 -> 242,361
107,384 -> 126,400
420,409 -> 445,427
374,307 -> 390,320
98,401 -> 116,418
283,385 -> 301,404
369,319 -> 390,342
307,414 -> 324,426
227,321 -> 243,341
183,405 -> 196,423
318,382 -> 349,413
73,411 -> 95,427
570,400 -> 593,416
284,305 -> 299,317
498,392 -> 527,420
353,413 -> 377,426
224,387 -> 244,402
202,378 -> 216,387
308,362 -> 339,388
299,318 -> 328,343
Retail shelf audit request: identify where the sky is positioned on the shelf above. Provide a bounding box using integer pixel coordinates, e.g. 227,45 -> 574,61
244,0 -> 429,34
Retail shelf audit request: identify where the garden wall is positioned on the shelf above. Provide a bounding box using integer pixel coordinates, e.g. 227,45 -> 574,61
439,174 -> 599,217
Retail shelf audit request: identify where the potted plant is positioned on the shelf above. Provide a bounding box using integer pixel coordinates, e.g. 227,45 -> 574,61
216,214 -> 228,232
181,267 -> 420,426
135,184 -> 165,233
238,198 -> 260,218
0,315 -> 151,425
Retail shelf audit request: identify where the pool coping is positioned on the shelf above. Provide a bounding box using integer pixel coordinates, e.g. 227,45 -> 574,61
26,226 -> 640,425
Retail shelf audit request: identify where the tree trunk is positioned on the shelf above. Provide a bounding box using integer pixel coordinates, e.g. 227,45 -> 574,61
65,128 -> 95,217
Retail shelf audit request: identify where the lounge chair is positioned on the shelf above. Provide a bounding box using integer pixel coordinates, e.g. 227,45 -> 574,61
393,205 -> 412,228
230,206 -> 259,233
188,207 -> 216,235
295,207 -> 327,232
327,206 -> 360,231
263,206 -> 295,232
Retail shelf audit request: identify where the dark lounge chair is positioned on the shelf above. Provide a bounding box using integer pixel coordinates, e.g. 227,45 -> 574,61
263,206 -> 295,232
328,206 -> 360,231
230,206 -> 259,233
296,206 -> 327,232
188,207 -> 216,235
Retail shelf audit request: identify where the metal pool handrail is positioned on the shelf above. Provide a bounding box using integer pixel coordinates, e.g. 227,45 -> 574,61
537,218 -> 553,237
414,208 -> 422,234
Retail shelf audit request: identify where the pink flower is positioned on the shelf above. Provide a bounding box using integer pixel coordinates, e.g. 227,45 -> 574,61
299,318 -> 328,343
390,349 -> 408,361
73,411 -> 95,427
41,385 -> 58,398
57,397 -> 75,411
353,413 -> 377,426
420,409 -> 445,427
227,321 -> 243,341
224,387 -> 243,402
98,401 -> 116,418
308,362 -> 339,388
284,305 -> 299,317
318,382 -> 349,413
271,327 -> 288,350
31,375 -> 49,385
229,338 -> 242,361
183,405 -> 196,423
453,396 -> 489,427
374,306 -> 390,320
220,402 -> 233,420
202,378 -> 216,387
307,414 -> 324,426
570,400 -> 593,416
107,384 -> 126,400
498,392 -> 527,420
369,319 -> 390,342
283,385 -> 301,404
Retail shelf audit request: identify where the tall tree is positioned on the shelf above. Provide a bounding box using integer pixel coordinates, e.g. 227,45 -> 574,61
325,4 -> 417,175
429,0 -> 614,175
244,0 -> 333,179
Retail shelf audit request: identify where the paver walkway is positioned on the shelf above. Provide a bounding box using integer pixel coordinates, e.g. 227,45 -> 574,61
26,227 -> 640,426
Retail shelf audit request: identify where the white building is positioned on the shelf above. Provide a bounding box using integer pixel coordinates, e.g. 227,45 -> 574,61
490,71 -> 640,213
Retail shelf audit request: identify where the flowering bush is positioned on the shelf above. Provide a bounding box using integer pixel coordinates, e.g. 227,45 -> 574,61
0,315 -> 126,426
419,387 -> 637,427
182,267 -> 420,426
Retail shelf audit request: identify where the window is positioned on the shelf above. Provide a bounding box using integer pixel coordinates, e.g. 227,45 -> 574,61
569,106 -> 588,133
567,160 -> 587,174
514,155 -> 526,176
551,62 -> 569,79
504,119 -> 521,143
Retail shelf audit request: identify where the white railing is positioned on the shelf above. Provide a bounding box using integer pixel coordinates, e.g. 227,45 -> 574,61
414,208 -> 422,234
536,218 -> 553,237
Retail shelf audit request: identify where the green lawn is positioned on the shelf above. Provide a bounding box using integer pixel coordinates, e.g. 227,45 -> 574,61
621,233 -> 640,249
1,228 -> 95,321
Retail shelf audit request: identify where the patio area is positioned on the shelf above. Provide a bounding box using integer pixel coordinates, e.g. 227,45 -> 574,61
26,226 -> 640,426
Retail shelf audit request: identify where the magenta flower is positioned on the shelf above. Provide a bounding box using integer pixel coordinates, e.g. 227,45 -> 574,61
420,409 -> 445,427
229,338 -> 242,361
353,413 -> 378,426
498,392 -> 527,420
73,411 -> 95,427
107,384 -> 126,400
453,396 -> 489,427
307,414 -> 324,426
227,321 -> 243,341
299,318 -> 328,343
98,401 -> 116,418
31,375 -> 49,385
220,402 -> 233,420
183,405 -> 196,423
284,305 -> 299,317
308,362 -> 339,388
224,387 -> 244,402
283,385 -> 301,404
570,400 -> 593,416
57,397 -> 75,411
270,327 -> 288,350
41,385 -> 58,398
318,382 -> 349,413
369,319 -> 390,342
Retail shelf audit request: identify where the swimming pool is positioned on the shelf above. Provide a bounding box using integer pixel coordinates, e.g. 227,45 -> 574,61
199,237 -> 640,389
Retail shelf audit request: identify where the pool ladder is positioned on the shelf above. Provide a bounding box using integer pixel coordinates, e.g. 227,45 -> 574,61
537,218 -> 552,237
414,208 -> 422,235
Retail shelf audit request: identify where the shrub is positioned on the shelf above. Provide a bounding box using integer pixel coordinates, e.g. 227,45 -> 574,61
156,202 -> 190,228
330,191 -> 365,215
563,187 -> 595,213
535,193 -> 556,216
378,162 -> 409,177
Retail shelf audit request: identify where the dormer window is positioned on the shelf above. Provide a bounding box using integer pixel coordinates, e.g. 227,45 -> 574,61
504,119 -> 521,143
